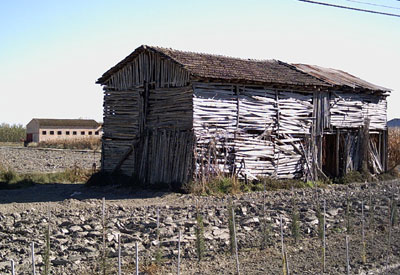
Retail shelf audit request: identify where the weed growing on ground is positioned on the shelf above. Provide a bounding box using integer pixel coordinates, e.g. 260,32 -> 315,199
368,193 -> 375,231
186,175 -> 328,196
391,199 -> 398,227
259,215 -> 272,249
316,204 -> 324,240
345,193 -> 353,234
195,209 -> 205,261
290,199 -> 300,243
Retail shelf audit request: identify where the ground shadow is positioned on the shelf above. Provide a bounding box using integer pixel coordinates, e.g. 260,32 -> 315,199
0,183 -> 172,204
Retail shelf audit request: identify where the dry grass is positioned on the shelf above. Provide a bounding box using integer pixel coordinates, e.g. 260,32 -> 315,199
388,128 -> 400,171
0,165 -> 93,189
37,137 -> 101,150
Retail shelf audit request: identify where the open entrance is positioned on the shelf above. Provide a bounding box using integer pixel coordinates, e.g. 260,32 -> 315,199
322,132 -> 340,178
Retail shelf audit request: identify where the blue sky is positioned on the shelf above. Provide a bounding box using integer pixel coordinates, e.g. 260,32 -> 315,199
1,0 -> 399,125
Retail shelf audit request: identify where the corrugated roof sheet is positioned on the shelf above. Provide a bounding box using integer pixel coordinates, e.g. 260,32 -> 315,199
33,119 -> 100,128
292,64 -> 390,93
97,45 -> 328,87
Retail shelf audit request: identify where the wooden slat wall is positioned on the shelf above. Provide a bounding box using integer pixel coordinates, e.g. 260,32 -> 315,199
193,82 -> 313,180
147,87 -> 193,130
102,50 -> 193,184
104,51 -> 190,89
135,129 -> 194,185
193,83 -> 237,178
330,92 -> 387,130
103,88 -> 140,141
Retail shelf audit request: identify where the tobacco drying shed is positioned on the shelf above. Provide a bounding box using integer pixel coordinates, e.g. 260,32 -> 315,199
96,45 -> 390,187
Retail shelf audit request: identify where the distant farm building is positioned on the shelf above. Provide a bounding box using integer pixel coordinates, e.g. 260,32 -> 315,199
97,45 -> 390,187
26,119 -> 102,143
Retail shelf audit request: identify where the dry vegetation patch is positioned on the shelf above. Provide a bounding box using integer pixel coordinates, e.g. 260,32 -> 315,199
388,127 -> 400,171
36,137 -> 101,150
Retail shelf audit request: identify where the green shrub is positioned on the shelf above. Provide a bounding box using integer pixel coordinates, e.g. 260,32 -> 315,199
337,171 -> 365,184
0,123 -> 25,142
2,169 -> 18,183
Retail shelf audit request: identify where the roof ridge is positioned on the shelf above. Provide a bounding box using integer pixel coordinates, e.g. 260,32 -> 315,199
146,45 -> 279,64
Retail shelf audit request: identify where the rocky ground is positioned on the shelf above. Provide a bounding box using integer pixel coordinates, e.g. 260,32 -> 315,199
0,179 -> 400,274
1,146 -> 400,274
0,146 -> 101,173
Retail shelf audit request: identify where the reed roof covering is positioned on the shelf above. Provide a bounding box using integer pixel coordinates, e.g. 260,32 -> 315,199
97,45 -> 390,93
293,64 -> 390,93
97,45 -> 328,87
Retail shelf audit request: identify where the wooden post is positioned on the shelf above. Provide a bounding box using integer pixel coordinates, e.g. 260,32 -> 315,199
361,200 -> 366,264
177,230 -> 181,275
384,129 -> 388,172
102,196 -> 106,269
275,91 -> 280,178
285,251 -> 290,275
235,85 -> 240,138
386,198 -> 392,275
10,259 -> 15,275
118,234 -> 121,275
102,197 -> 105,223
232,207 -> 240,275
336,129 -> 340,177
156,207 -> 160,230
280,215 -> 287,275
31,242 -> 36,275
323,199 -> 326,273
345,235 -> 350,275
135,241 -> 139,275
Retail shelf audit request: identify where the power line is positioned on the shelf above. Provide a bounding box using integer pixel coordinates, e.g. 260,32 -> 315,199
344,0 -> 400,10
298,0 -> 400,17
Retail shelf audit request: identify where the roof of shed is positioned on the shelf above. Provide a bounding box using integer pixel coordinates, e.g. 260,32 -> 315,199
97,45 -> 328,87
292,64 -> 390,93
32,119 -> 100,128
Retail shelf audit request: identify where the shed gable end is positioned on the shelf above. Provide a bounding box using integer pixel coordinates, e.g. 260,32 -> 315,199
101,50 -> 191,89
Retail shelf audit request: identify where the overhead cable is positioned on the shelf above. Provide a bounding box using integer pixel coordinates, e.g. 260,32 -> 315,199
298,0 -> 400,17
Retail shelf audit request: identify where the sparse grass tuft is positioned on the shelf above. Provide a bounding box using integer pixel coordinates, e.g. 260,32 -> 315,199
186,175 -> 327,196
195,210 -> 205,261
0,166 -> 92,189
258,177 -> 326,191
290,199 -> 300,243
336,171 -> 365,184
